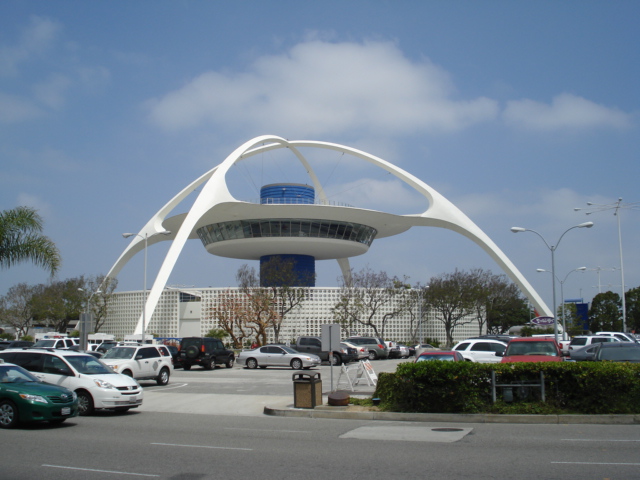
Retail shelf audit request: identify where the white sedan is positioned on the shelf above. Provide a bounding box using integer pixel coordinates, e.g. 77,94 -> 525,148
237,345 -> 321,370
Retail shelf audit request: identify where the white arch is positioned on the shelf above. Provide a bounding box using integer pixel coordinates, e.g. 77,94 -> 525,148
108,135 -> 550,335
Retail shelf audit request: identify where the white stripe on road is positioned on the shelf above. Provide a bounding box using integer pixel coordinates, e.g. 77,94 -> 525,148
224,427 -> 311,433
151,442 -> 252,451
562,439 -> 640,442
43,465 -> 159,477
552,461 -> 640,466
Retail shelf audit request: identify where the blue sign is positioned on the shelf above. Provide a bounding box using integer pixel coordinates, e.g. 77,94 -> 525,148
531,316 -> 555,326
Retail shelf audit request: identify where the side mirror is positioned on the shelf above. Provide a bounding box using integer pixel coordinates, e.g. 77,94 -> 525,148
496,351 -> 505,357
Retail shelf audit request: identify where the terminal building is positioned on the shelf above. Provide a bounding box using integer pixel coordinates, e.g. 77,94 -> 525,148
101,135 -> 550,344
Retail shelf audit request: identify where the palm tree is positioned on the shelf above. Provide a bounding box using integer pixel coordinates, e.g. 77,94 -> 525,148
0,206 -> 61,276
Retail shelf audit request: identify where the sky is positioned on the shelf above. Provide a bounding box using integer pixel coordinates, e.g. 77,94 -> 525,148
1,0 -> 639,315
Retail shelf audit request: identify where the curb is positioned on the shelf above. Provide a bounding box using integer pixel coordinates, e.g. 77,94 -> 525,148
263,405 -> 640,425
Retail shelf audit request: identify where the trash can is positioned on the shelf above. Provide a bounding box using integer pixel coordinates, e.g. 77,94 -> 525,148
292,372 -> 322,408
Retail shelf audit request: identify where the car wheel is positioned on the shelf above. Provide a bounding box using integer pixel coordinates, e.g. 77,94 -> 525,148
156,367 -> 170,385
291,358 -> 303,370
182,364 -> 191,371
204,358 -> 215,370
77,390 -> 95,416
225,357 -> 234,368
368,351 -> 378,360
122,370 -> 133,377
330,354 -> 341,366
0,400 -> 19,429
246,358 -> 258,369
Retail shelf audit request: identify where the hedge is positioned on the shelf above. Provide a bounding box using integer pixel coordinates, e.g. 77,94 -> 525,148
373,361 -> 640,414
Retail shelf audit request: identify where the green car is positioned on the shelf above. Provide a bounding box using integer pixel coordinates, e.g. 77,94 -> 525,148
0,361 -> 78,428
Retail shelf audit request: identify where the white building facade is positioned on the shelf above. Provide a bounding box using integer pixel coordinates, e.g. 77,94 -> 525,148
102,287 -> 484,346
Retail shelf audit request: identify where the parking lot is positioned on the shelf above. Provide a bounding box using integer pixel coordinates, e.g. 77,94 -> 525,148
138,357 -> 408,416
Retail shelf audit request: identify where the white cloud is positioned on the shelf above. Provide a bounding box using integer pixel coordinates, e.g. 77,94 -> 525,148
503,93 -> 632,130
147,39 -> 499,136
33,73 -> 71,109
16,193 -> 52,219
0,16 -> 61,77
0,92 -> 43,123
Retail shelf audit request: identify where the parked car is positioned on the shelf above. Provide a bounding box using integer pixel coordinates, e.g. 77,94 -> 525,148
102,344 -> 173,385
345,336 -> 389,360
0,360 -> 78,428
237,345 -> 321,370
568,344 -> 600,362
0,341 -> 33,350
0,348 -> 143,415
414,343 -> 437,357
341,341 -> 368,360
178,337 -> 235,370
387,342 -> 410,359
165,345 -> 182,368
452,339 -> 507,363
596,332 -> 638,343
415,351 -> 465,362
499,337 -> 563,363
568,335 -> 619,355
294,336 -> 357,365
33,338 -> 78,349
593,342 -> 640,362
96,341 -> 118,354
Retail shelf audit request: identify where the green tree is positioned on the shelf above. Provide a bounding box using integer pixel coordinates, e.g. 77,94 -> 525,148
31,277 -> 85,333
0,283 -> 37,338
589,291 -> 622,332
0,206 -> 61,276
625,286 -> 640,333
424,269 -> 476,347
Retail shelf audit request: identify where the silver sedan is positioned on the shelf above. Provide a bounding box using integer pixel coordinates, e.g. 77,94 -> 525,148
237,345 -> 321,370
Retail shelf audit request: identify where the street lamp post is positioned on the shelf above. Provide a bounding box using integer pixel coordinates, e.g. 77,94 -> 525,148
122,230 -> 171,344
575,198 -> 639,332
537,267 -> 587,337
77,288 -> 101,350
511,222 -> 593,342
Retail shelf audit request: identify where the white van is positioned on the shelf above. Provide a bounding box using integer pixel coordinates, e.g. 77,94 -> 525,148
0,348 -> 143,415
596,332 -> 637,343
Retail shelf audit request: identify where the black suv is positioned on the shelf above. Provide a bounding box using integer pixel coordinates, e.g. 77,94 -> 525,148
178,337 -> 235,370
0,340 -> 33,350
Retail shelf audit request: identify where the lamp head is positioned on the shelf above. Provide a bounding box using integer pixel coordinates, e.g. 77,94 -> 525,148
510,227 -> 526,233
578,221 -> 594,228
122,233 -> 135,238
536,269 -> 547,273
577,267 -> 587,271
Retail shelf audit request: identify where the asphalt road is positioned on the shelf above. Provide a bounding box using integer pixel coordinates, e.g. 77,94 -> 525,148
3,358 -> 640,479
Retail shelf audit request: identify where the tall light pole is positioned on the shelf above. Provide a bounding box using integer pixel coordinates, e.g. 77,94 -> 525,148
537,267 -> 587,337
588,266 -> 617,294
122,230 -> 171,344
575,198 -> 639,332
511,222 -> 593,342
77,288 -> 101,350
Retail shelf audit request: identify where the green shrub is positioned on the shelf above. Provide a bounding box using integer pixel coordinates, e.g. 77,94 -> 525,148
374,361 -> 640,415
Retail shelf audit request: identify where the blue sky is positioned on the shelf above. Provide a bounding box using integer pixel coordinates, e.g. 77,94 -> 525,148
1,1 -> 639,313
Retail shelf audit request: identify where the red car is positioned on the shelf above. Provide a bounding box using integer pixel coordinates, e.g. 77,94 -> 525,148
500,337 -> 563,363
415,351 -> 465,362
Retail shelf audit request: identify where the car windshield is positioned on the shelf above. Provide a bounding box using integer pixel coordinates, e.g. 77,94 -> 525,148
417,354 -> 456,362
599,347 -> 640,362
65,355 -> 114,374
505,341 -> 558,356
0,365 -> 40,383
34,340 -> 56,347
103,347 -> 136,360
280,346 -> 298,354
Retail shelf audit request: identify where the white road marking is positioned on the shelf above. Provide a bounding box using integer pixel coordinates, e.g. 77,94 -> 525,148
552,462 -> 640,466
151,442 -> 252,450
43,465 -> 159,477
224,427 -> 311,433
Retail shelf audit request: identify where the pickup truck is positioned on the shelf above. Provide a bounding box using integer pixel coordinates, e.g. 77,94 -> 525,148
294,336 -> 357,365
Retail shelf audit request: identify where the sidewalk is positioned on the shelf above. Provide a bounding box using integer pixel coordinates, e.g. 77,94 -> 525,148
264,393 -> 640,425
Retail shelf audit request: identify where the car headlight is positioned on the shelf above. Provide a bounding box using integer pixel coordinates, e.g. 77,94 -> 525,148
93,379 -> 116,389
20,393 -> 48,404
